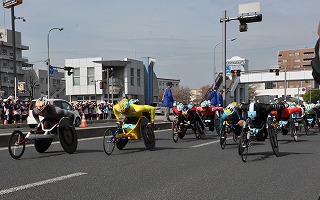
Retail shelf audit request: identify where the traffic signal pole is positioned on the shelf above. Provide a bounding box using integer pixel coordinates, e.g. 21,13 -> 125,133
222,10 -> 227,107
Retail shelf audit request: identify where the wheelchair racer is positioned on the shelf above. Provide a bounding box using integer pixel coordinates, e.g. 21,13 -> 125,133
32,97 -> 75,127
238,101 -> 286,141
197,101 -> 223,131
113,98 -> 155,126
303,102 -> 317,130
176,105 -> 205,133
219,102 -> 246,137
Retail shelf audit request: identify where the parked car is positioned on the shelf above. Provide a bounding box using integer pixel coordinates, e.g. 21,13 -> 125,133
150,102 -> 173,115
27,99 -> 81,128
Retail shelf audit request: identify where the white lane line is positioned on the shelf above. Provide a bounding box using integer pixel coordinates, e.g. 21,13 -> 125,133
190,137 -> 233,148
0,172 -> 87,196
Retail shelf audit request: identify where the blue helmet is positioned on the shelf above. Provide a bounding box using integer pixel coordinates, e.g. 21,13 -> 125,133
182,106 -> 189,116
201,101 -> 210,108
177,103 -> 184,112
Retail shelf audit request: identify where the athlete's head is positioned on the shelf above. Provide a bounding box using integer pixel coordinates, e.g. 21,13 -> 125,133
177,103 -> 184,112
35,97 -> 50,114
181,106 -> 189,116
118,98 -> 130,114
224,102 -> 237,119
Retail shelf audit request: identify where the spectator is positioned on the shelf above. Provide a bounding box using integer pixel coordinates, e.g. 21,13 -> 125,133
162,81 -> 174,122
209,86 -> 218,106
0,98 -> 3,124
217,90 -> 224,107
13,99 -> 22,124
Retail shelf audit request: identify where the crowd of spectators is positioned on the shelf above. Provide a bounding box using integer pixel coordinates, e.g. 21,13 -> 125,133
0,95 -> 115,125
72,101 -> 115,120
0,96 -> 30,124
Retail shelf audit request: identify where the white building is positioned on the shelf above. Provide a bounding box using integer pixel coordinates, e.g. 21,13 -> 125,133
65,57 -> 158,104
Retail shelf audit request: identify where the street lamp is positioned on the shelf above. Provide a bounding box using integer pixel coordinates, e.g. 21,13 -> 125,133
47,27 -> 63,98
213,37 -> 237,83
91,79 -> 98,102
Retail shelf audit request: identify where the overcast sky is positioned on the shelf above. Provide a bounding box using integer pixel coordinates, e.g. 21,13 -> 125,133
0,0 -> 319,88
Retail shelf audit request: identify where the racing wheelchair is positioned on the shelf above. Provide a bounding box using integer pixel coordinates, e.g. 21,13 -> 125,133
171,107 -> 205,142
8,117 -> 78,159
103,116 -> 155,155
238,114 -> 279,162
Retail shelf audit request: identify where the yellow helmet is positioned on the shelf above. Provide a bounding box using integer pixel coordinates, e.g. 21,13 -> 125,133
118,98 -> 129,113
224,102 -> 238,116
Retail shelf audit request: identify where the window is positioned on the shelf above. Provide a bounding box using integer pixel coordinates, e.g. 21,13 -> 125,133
137,69 -> 140,86
295,52 -> 300,56
40,78 -> 44,84
294,59 -> 300,62
87,67 -> 95,85
130,68 -> 134,86
73,68 -> 80,86
282,60 -> 287,63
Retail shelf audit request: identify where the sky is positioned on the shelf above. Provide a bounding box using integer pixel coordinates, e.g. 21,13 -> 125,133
0,0 -> 319,88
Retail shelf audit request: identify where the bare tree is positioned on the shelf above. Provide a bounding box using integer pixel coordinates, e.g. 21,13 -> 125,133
172,85 -> 191,104
248,84 -> 259,101
24,70 -> 39,100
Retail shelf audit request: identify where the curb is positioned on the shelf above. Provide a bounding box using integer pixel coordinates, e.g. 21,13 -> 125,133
0,122 -> 172,148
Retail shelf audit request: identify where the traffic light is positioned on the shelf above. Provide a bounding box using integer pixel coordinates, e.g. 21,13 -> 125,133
238,14 -> 262,32
64,66 -> 74,76
108,68 -> 114,77
269,69 -> 280,76
99,81 -> 103,89
238,14 -> 262,24
231,70 -> 241,76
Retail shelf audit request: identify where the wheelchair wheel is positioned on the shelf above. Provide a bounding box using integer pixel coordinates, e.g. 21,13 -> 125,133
179,126 -> 187,139
219,126 -> 226,149
233,131 -> 238,142
140,117 -> 156,151
142,126 -> 156,150
215,118 -> 220,136
196,121 -> 205,140
8,130 -> 26,159
103,129 -> 115,155
59,125 -> 78,154
290,121 -> 298,142
116,138 -> 128,150
172,121 -> 179,142
35,138 -> 53,153
268,118 -> 280,157
238,119 -> 250,161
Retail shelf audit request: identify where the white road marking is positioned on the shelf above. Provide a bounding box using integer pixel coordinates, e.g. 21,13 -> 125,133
190,137 -> 232,148
0,172 -> 87,196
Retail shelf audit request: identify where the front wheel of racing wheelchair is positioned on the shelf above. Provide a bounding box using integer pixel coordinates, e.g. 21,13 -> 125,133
267,116 -> 280,157
58,117 -> 78,154
195,121 -> 205,140
140,117 -> 156,151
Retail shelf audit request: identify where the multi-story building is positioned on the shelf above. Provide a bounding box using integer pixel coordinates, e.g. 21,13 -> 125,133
277,48 -> 316,89
65,57 -> 159,104
0,28 -> 28,98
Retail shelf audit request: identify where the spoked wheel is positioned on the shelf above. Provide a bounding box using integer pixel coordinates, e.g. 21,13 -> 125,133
35,138 -> 53,153
172,120 -> 179,142
103,129 -> 115,155
8,130 -> 26,159
219,126 -> 227,149
268,117 -> 280,157
196,121 -> 205,140
58,125 -> 78,154
238,119 -> 250,162
290,121 -> 298,142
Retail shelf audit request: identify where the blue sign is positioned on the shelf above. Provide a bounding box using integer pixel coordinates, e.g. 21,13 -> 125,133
226,66 -> 230,74
49,65 -> 55,75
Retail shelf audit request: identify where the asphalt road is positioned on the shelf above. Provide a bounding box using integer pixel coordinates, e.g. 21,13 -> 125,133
1,125 -> 320,200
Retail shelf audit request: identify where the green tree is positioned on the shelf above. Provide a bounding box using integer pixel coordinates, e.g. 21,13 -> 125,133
303,90 -> 320,103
